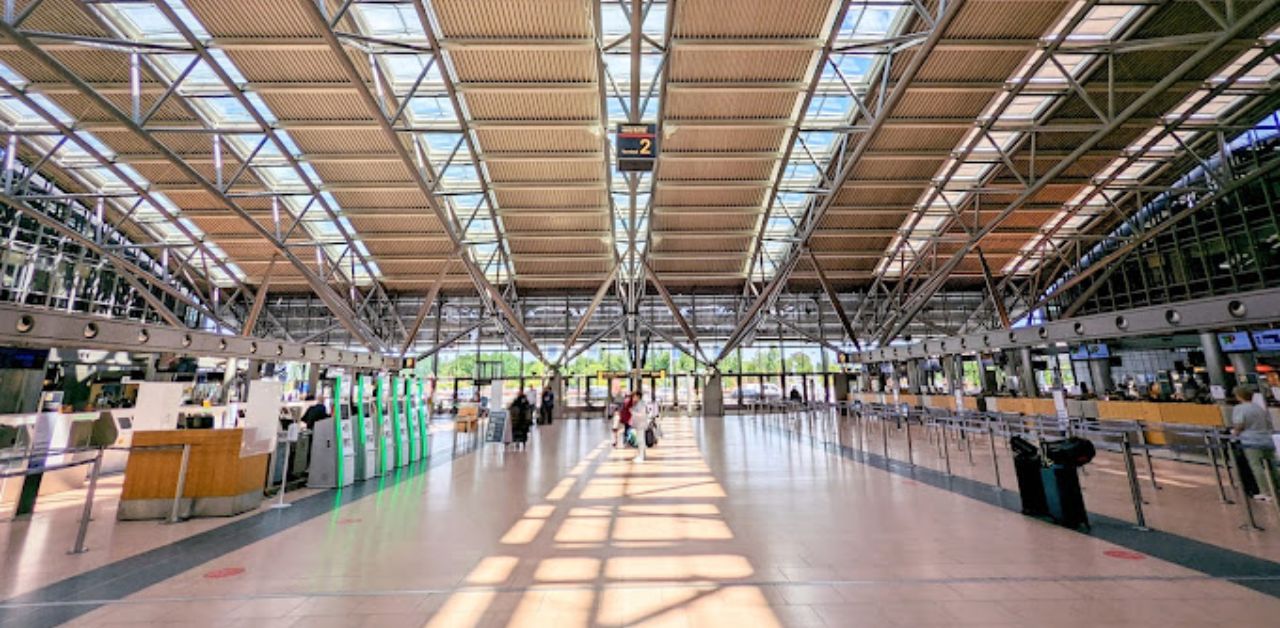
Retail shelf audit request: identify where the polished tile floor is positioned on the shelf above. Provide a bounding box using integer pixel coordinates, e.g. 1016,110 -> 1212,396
7,416 -> 1280,627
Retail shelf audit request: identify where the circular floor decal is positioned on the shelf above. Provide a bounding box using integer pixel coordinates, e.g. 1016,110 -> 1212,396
1103,549 -> 1146,560
203,567 -> 246,579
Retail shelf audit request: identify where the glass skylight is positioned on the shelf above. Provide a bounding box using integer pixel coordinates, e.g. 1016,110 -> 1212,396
90,0 -> 381,286
888,1 -> 1145,279
0,57 -> 245,288
748,1 -> 910,281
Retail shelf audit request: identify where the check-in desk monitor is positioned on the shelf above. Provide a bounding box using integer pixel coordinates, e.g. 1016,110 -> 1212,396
307,417 -> 355,488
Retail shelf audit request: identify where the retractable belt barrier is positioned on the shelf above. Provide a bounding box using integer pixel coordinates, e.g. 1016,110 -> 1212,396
740,400 -> 1277,535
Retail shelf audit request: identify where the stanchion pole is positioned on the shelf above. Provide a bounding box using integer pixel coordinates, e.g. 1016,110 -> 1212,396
69,451 -> 103,554
1121,433 -> 1149,531
942,422 -> 952,476
1138,429 -> 1160,490
166,443 -> 192,524
905,414 -> 915,467
1263,456 -> 1280,519
269,438 -> 292,510
1204,432 -> 1232,504
880,413 -> 890,460
988,425 -> 1002,488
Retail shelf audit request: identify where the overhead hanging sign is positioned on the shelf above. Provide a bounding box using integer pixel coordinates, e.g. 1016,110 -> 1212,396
597,370 -> 666,380
616,123 -> 657,171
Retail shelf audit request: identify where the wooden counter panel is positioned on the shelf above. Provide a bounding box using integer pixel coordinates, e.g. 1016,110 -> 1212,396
1157,403 -> 1226,426
123,429 -> 267,500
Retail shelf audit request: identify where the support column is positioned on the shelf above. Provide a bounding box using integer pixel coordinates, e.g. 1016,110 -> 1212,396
550,370 -> 565,421
941,354 -> 956,394
1200,331 -> 1230,396
906,359 -> 921,394
306,362 -> 321,399
1019,347 -> 1037,397
952,355 -> 966,394
1088,359 -> 1114,396
1228,352 -> 1258,386
221,358 -> 238,404
702,372 -> 724,417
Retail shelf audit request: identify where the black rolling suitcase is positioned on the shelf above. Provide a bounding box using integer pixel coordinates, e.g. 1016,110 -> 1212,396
1014,455 -> 1049,516
1011,436 -> 1048,516
1041,464 -> 1089,530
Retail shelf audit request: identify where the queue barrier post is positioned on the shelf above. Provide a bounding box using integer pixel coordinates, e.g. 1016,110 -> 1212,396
68,450 -> 104,554
1204,432 -> 1232,504
166,443 -> 192,524
1121,432 -> 1149,531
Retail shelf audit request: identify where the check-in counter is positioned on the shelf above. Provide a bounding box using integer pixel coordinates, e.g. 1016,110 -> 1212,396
999,398 -> 1056,416
0,412 -> 102,507
119,428 -> 268,520
1093,400 -> 1224,445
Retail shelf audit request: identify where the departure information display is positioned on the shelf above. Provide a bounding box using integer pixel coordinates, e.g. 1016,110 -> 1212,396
617,123 -> 657,171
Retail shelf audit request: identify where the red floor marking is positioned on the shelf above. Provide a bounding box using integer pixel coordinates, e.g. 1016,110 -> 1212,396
338,517 -> 363,525
1103,550 -> 1146,560
203,567 -> 246,579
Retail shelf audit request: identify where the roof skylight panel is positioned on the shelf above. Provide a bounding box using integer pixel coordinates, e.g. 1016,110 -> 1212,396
805,92 -> 855,123
1046,2 -> 1141,42
838,3 -> 907,42
352,4 -> 426,40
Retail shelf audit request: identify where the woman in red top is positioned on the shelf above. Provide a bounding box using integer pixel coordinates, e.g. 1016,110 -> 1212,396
615,391 -> 641,447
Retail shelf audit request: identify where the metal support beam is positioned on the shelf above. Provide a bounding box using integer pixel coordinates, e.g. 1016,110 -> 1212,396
807,250 -> 862,350
977,248 -> 1011,329
878,0 -> 1278,341
241,256 -> 276,337
296,0 -> 543,361
0,19 -> 382,351
0,303 -> 391,368
716,0 -> 965,359
643,261 -> 708,363
560,267 -> 619,364
400,263 -> 450,357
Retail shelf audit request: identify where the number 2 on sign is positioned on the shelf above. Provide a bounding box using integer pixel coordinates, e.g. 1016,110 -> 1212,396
639,138 -> 652,155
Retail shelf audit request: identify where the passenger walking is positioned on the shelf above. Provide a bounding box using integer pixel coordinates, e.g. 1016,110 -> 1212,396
509,392 -> 532,449
1231,385 -> 1280,501
789,387 -> 802,403
540,386 -> 555,425
614,391 -> 640,448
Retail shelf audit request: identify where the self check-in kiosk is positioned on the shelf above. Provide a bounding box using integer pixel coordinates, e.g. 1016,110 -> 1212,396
374,376 -> 394,475
353,375 -> 377,480
308,374 -> 355,488
392,376 -> 410,468
412,378 -> 427,463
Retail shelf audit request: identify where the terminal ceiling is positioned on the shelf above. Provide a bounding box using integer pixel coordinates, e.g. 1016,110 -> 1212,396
0,0 -> 1277,353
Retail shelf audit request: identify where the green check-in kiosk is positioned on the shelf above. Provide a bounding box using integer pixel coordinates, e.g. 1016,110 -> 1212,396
353,375 -> 377,480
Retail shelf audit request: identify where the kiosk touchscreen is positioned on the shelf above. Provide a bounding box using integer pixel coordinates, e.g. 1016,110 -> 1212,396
354,375 -> 378,480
